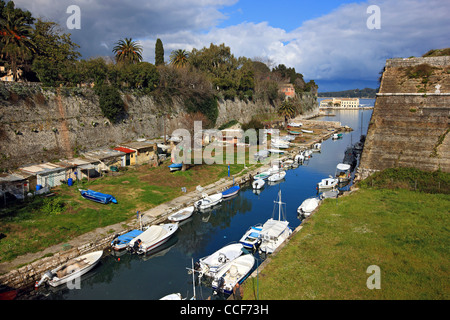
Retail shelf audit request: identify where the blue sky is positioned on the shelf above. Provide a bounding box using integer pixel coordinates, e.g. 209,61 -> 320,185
12,0 -> 450,92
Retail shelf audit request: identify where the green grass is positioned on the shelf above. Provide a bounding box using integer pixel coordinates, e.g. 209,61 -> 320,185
242,187 -> 450,300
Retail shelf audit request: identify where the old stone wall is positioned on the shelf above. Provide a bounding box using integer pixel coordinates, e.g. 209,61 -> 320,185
1,87 -> 316,170
358,56 -> 450,179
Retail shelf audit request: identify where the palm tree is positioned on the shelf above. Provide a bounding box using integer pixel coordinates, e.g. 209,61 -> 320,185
169,49 -> 189,68
0,13 -> 35,81
112,38 -> 143,64
277,99 -> 297,125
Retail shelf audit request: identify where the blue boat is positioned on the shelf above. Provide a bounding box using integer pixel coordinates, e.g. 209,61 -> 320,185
222,185 -> 240,198
111,229 -> 143,251
79,189 -> 118,204
168,163 -> 182,172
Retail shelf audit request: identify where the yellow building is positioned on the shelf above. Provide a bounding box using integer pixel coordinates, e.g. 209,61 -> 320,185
320,97 -> 360,108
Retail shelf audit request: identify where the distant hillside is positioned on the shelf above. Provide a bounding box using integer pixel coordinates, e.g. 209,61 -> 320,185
318,88 -> 378,98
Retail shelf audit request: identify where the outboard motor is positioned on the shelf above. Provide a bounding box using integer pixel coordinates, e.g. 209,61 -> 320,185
35,271 -> 54,288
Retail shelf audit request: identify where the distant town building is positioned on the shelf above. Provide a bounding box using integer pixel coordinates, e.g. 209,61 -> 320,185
320,97 -> 360,108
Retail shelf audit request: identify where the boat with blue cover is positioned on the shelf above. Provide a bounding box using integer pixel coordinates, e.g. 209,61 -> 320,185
111,229 -> 144,251
239,224 -> 263,249
79,189 -> 117,204
169,163 -> 182,172
222,185 -> 240,198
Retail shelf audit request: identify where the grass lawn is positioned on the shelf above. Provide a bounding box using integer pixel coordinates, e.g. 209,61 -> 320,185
0,155 -> 252,264
242,187 -> 450,300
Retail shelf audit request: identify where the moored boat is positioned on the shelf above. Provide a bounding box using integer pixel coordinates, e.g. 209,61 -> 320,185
211,254 -> 255,295
168,206 -> 195,222
317,176 -> 338,190
194,192 -> 223,210
168,163 -> 182,172
267,171 -> 286,182
195,243 -> 245,278
222,185 -> 240,198
297,197 -> 320,217
35,250 -> 103,288
252,179 -> 265,190
239,225 -> 263,249
128,223 -> 178,255
111,229 -> 144,251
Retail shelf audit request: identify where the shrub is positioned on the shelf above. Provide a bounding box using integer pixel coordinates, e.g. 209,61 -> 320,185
94,84 -> 125,123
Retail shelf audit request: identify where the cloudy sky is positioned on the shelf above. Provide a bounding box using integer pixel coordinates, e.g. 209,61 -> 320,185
12,0 -> 450,92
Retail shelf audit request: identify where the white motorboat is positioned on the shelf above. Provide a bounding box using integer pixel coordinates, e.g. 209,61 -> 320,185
168,206 -> 195,222
128,223 -> 178,254
194,192 -> 223,210
35,250 -> 103,288
335,163 -> 351,183
259,190 -> 292,254
283,159 -> 294,168
195,243 -> 244,278
287,122 -> 302,127
271,142 -> 290,149
294,154 -> 305,163
239,225 -> 263,249
211,254 -> 255,295
160,293 -> 183,300
267,171 -> 286,182
312,143 -> 321,152
252,179 -> 265,190
317,176 -> 338,190
302,129 -> 314,134
267,165 -> 283,175
297,197 -> 320,217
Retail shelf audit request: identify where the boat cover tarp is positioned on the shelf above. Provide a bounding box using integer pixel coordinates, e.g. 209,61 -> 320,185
117,230 -> 143,244
81,189 -> 117,204
336,163 -> 351,171
222,185 -> 240,196
139,225 -> 167,245
260,219 -> 289,238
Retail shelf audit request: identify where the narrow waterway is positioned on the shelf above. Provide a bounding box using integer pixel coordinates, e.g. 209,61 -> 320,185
30,102 -> 374,300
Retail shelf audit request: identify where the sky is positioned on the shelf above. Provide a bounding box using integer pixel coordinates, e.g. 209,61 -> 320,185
11,0 -> 450,92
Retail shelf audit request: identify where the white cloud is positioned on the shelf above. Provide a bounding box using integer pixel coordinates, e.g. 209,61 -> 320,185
12,0 -> 450,90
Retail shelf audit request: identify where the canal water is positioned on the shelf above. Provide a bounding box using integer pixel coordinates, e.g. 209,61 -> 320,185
31,102 -> 374,300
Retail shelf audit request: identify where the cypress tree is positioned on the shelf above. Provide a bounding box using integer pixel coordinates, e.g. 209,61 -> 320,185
155,38 -> 164,66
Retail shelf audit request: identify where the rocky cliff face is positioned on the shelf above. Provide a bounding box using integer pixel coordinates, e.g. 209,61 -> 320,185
358,56 -> 450,179
0,85 -> 318,170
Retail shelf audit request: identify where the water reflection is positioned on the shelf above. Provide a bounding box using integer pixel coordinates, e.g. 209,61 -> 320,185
29,106 -> 373,300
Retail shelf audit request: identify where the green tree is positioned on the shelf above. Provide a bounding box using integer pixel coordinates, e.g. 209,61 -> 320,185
169,49 -> 189,68
0,1 -> 35,81
94,84 -> 125,122
31,19 -> 80,86
155,38 -> 164,66
118,62 -> 159,92
112,38 -> 143,64
277,99 -> 297,124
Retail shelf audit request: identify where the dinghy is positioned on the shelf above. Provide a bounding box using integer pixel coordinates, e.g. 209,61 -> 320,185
252,179 -> 265,190
302,129 -> 314,134
297,197 -> 320,217
195,243 -> 244,278
259,190 -> 292,254
194,193 -> 223,210
35,250 -> 103,288
111,229 -> 144,251
222,185 -> 240,199
239,225 -> 263,249
168,206 -> 195,222
267,171 -> 286,182
79,189 -> 117,204
128,223 -> 178,255
211,254 -> 255,295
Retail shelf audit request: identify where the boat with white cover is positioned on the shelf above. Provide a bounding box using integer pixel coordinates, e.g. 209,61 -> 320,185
335,163 -> 351,183
168,206 -> 195,222
195,243 -> 244,278
35,250 -> 103,288
194,192 -> 223,210
259,190 -> 292,254
297,197 -> 320,217
211,254 -> 255,295
128,223 -> 178,255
